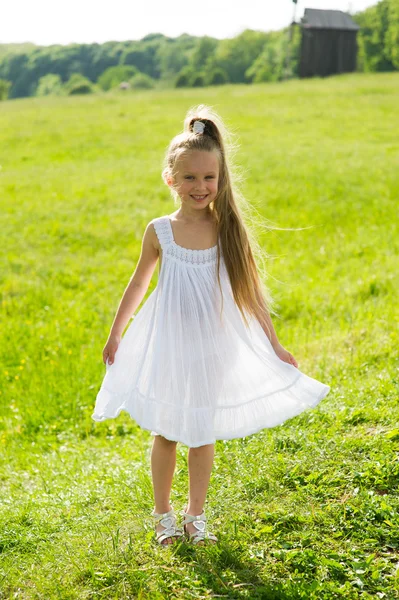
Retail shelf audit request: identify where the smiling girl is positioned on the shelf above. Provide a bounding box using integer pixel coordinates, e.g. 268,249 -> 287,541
92,104 -> 330,547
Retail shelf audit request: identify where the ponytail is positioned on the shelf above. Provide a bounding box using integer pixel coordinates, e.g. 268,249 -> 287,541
162,104 -> 278,332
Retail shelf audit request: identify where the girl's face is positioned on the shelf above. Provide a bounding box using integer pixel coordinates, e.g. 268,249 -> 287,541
169,150 -> 220,209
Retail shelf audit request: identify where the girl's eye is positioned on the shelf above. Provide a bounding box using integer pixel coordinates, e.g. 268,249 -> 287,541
184,176 -> 214,180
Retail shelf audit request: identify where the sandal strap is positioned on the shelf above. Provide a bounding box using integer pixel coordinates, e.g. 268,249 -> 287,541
156,528 -> 183,543
180,509 -> 206,524
190,530 -> 218,544
152,507 -> 183,543
180,509 -> 218,543
151,507 -> 175,521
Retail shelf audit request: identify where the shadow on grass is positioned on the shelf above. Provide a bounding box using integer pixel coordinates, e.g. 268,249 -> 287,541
152,534 -> 325,599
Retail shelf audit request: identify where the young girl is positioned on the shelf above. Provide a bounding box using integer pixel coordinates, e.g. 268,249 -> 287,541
91,104 -> 330,547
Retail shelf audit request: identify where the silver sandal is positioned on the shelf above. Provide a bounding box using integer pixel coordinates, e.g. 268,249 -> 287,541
180,507 -> 218,545
151,507 -> 184,545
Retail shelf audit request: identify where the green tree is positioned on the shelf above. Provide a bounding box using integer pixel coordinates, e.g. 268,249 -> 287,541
91,41 -> 129,80
246,30 -> 289,83
36,73 -> 63,96
214,29 -> 268,83
120,40 -> 162,78
386,0 -> 399,68
247,45 -> 280,83
354,0 -> 395,71
0,78 -> 11,99
0,52 -> 30,97
190,37 -> 218,71
157,40 -> 190,80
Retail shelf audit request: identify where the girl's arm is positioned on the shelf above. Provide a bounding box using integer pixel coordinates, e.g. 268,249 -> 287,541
255,286 -> 298,367
258,306 -> 280,349
254,286 -> 279,348
104,223 -> 159,362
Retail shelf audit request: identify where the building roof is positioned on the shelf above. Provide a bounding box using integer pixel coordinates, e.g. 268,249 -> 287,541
301,8 -> 360,31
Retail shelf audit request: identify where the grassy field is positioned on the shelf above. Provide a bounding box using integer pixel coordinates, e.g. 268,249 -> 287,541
1,72 -> 398,599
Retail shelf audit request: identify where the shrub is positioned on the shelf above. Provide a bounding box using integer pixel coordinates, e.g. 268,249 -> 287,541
64,73 -> 94,95
207,68 -> 229,85
175,72 -> 190,87
129,73 -> 155,89
175,66 -> 195,87
98,65 -> 138,91
191,72 -> 207,87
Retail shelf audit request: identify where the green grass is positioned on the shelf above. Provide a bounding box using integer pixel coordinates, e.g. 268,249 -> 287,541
1,72 -> 398,599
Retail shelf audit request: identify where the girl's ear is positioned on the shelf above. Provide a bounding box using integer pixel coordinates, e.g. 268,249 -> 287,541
166,174 -> 175,188
162,170 -> 175,188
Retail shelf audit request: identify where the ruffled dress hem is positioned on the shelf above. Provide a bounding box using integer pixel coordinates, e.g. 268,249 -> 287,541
91,381 -> 331,448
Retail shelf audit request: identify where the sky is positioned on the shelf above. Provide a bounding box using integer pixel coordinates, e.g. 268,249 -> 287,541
2,0 -> 378,46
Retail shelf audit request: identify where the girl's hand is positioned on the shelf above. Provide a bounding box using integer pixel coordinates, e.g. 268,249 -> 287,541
103,334 -> 121,366
272,341 -> 299,368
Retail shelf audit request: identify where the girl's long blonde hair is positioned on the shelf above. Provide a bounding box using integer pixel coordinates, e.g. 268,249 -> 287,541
162,104 -> 279,338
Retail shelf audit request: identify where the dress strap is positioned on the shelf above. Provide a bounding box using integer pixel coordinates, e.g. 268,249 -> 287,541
152,216 -> 174,251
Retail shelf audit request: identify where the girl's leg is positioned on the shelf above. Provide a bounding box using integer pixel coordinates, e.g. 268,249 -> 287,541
185,443 -> 216,544
151,434 -> 178,544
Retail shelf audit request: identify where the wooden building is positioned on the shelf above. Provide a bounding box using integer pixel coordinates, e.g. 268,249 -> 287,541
299,9 -> 360,78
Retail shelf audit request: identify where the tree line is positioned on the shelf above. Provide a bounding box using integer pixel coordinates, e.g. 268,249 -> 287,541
0,0 -> 398,100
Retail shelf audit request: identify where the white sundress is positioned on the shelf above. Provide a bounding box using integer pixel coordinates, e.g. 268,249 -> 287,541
91,215 -> 331,447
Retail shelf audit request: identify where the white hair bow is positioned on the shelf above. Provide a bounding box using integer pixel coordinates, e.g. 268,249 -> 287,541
193,120 -> 205,134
